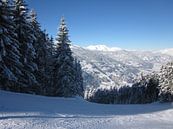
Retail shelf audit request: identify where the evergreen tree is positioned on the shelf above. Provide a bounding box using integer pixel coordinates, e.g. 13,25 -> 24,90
74,58 -> 84,96
88,73 -> 159,104
0,0 -> 23,91
44,34 -> 55,86
159,62 -> 173,102
0,0 -> 83,96
29,10 -> 48,93
49,36 -> 55,55
52,17 -> 83,97
13,0 -> 38,92
29,10 -> 54,95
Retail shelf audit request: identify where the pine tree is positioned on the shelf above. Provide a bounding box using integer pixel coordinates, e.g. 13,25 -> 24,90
29,10 -> 47,89
74,58 -> 84,96
0,0 -> 23,91
44,33 -> 55,81
13,0 -> 38,92
52,17 -> 83,97
1,0 -> 83,96
87,73 -> 159,104
159,62 -> 173,102
29,10 -> 54,95
46,35 -> 55,57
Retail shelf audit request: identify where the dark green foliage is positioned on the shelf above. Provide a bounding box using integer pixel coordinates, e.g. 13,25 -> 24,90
51,17 -> 83,97
88,73 -> 159,104
29,10 -> 55,95
73,58 -> 84,96
0,0 -> 83,97
12,0 -> 39,91
0,0 -> 51,95
0,0 -> 23,91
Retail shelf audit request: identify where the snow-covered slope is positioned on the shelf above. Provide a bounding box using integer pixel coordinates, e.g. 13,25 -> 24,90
72,45 -> 173,90
0,90 -> 173,129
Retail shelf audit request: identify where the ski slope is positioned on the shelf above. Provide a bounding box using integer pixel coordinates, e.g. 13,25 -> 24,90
0,90 -> 173,129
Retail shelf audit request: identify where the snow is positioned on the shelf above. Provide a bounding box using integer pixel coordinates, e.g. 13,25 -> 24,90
86,45 -> 122,51
0,90 -> 173,129
72,45 -> 173,90
158,48 -> 173,56
86,45 -> 173,57
1,0 -> 7,2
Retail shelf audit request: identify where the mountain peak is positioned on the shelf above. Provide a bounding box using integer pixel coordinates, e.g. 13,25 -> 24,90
86,45 -> 122,52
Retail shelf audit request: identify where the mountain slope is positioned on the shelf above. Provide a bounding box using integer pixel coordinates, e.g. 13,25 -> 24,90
0,90 -> 173,129
72,45 -> 173,91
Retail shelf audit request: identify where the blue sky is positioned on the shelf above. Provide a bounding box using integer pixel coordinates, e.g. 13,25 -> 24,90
26,0 -> 173,50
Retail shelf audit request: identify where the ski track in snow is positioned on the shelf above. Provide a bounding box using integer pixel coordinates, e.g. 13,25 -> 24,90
0,91 -> 173,129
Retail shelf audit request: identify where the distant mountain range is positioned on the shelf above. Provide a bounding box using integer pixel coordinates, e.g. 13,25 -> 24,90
86,45 -> 122,51
72,45 -> 173,90
157,48 -> 173,56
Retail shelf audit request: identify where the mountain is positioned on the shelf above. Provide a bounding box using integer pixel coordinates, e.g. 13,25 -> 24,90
86,45 -> 122,51
157,48 -> 173,56
72,45 -> 173,91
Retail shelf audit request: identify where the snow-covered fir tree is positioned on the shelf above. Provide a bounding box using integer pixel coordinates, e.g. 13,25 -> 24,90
129,73 -> 159,103
88,73 -> 159,104
159,62 -> 173,102
13,0 -> 38,92
29,10 -> 55,94
0,0 -> 23,91
73,58 -> 84,96
52,17 -> 83,97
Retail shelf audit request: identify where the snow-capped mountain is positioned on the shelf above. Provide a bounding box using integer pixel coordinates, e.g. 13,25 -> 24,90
86,45 -> 122,51
72,45 -> 173,90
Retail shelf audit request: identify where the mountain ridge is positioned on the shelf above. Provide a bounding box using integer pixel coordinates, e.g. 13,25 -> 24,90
84,44 -> 173,56
71,45 -> 173,91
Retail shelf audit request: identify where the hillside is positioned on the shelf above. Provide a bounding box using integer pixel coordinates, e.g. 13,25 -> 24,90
72,45 -> 173,91
0,90 -> 173,129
